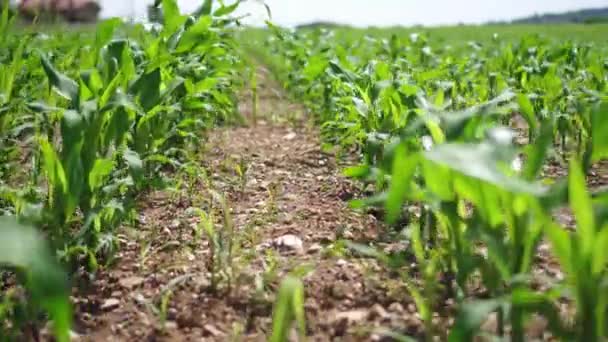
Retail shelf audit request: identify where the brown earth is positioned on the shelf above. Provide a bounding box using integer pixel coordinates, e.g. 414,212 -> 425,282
63,67 -> 606,342
68,67 -> 428,341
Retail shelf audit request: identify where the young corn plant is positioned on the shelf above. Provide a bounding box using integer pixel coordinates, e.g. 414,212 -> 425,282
0,217 -> 71,342
200,191 -> 238,292
270,276 -> 306,342
544,159 -> 608,341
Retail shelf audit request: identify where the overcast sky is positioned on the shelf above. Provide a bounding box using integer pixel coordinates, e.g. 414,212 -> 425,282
99,0 -> 608,27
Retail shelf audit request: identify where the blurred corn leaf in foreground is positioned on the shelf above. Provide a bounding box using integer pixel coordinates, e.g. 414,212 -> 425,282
0,217 -> 71,342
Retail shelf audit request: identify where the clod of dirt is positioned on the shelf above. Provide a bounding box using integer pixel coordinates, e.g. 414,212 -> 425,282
119,276 -> 145,289
203,324 -> 225,337
272,234 -> 304,254
165,321 -> 178,330
370,304 -> 390,320
388,302 -> 404,313
101,298 -> 121,311
331,310 -> 369,325
283,132 -> 297,141
307,243 -> 323,254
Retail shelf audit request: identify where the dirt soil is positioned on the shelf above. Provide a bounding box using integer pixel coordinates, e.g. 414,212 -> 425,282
68,67 -> 427,341
65,67 -> 606,342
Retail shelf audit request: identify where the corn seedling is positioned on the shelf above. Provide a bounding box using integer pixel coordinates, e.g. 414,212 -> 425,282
270,276 -> 306,342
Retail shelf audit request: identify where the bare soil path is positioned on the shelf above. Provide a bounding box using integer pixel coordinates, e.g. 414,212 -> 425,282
70,67 -> 424,341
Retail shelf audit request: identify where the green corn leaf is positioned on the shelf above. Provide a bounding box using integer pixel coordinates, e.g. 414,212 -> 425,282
523,119 -> 553,180
119,42 -> 136,89
81,69 -> 104,95
162,0 -> 186,34
569,159 -> 595,254
79,78 -> 94,101
213,1 -> 241,17
591,101 -> 608,163
545,222 -> 573,276
0,217 -> 71,342
592,225 -> 608,276
510,288 -> 570,338
39,138 -> 68,194
94,18 -> 122,59
101,39 -> 128,78
1,39 -> 25,104
63,138 -> 84,218
99,71 -> 123,108
421,159 -> 453,201
386,144 -> 419,223
424,142 -> 546,195
0,1 -> 9,37
176,15 -> 213,53
195,0 -> 214,17
40,54 -> 79,106
449,299 -> 504,342
89,159 -> 114,191
26,101 -> 63,113
516,93 -> 538,135
270,276 -> 306,342
124,149 -> 143,184
303,54 -> 328,81
129,68 -> 161,111
103,105 -> 132,148
343,164 -> 371,179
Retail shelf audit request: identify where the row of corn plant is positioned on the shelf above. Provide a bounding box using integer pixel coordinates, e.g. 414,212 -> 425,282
0,0 -> 248,339
249,24 -> 608,340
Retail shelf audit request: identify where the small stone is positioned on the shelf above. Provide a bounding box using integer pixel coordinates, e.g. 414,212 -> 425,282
170,219 -> 180,229
307,243 -> 322,254
331,310 -> 368,325
336,259 -> 347,266
330,283 -> 352,299
164,321 -> 178,330
193,276 -> 211,291
167,308 -> 178,320
342,230 -> 355,239
119,276 -> 145,289
280,213 -> 293,224
273,234 -> 304,254
370,304 -> 390,320
131,293 -> 146,305
388,302 -> 404,313
185,251 -> 196,261
203,324 -> 224,337
283,132 -> 297,141
101,298 -> 120,311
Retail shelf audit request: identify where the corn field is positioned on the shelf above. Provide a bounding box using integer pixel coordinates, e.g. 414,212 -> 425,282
1,0 -> 607,340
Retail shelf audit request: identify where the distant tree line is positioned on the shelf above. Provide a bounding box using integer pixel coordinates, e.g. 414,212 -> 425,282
295,7 -> 608,29
507,7 -> 608,24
